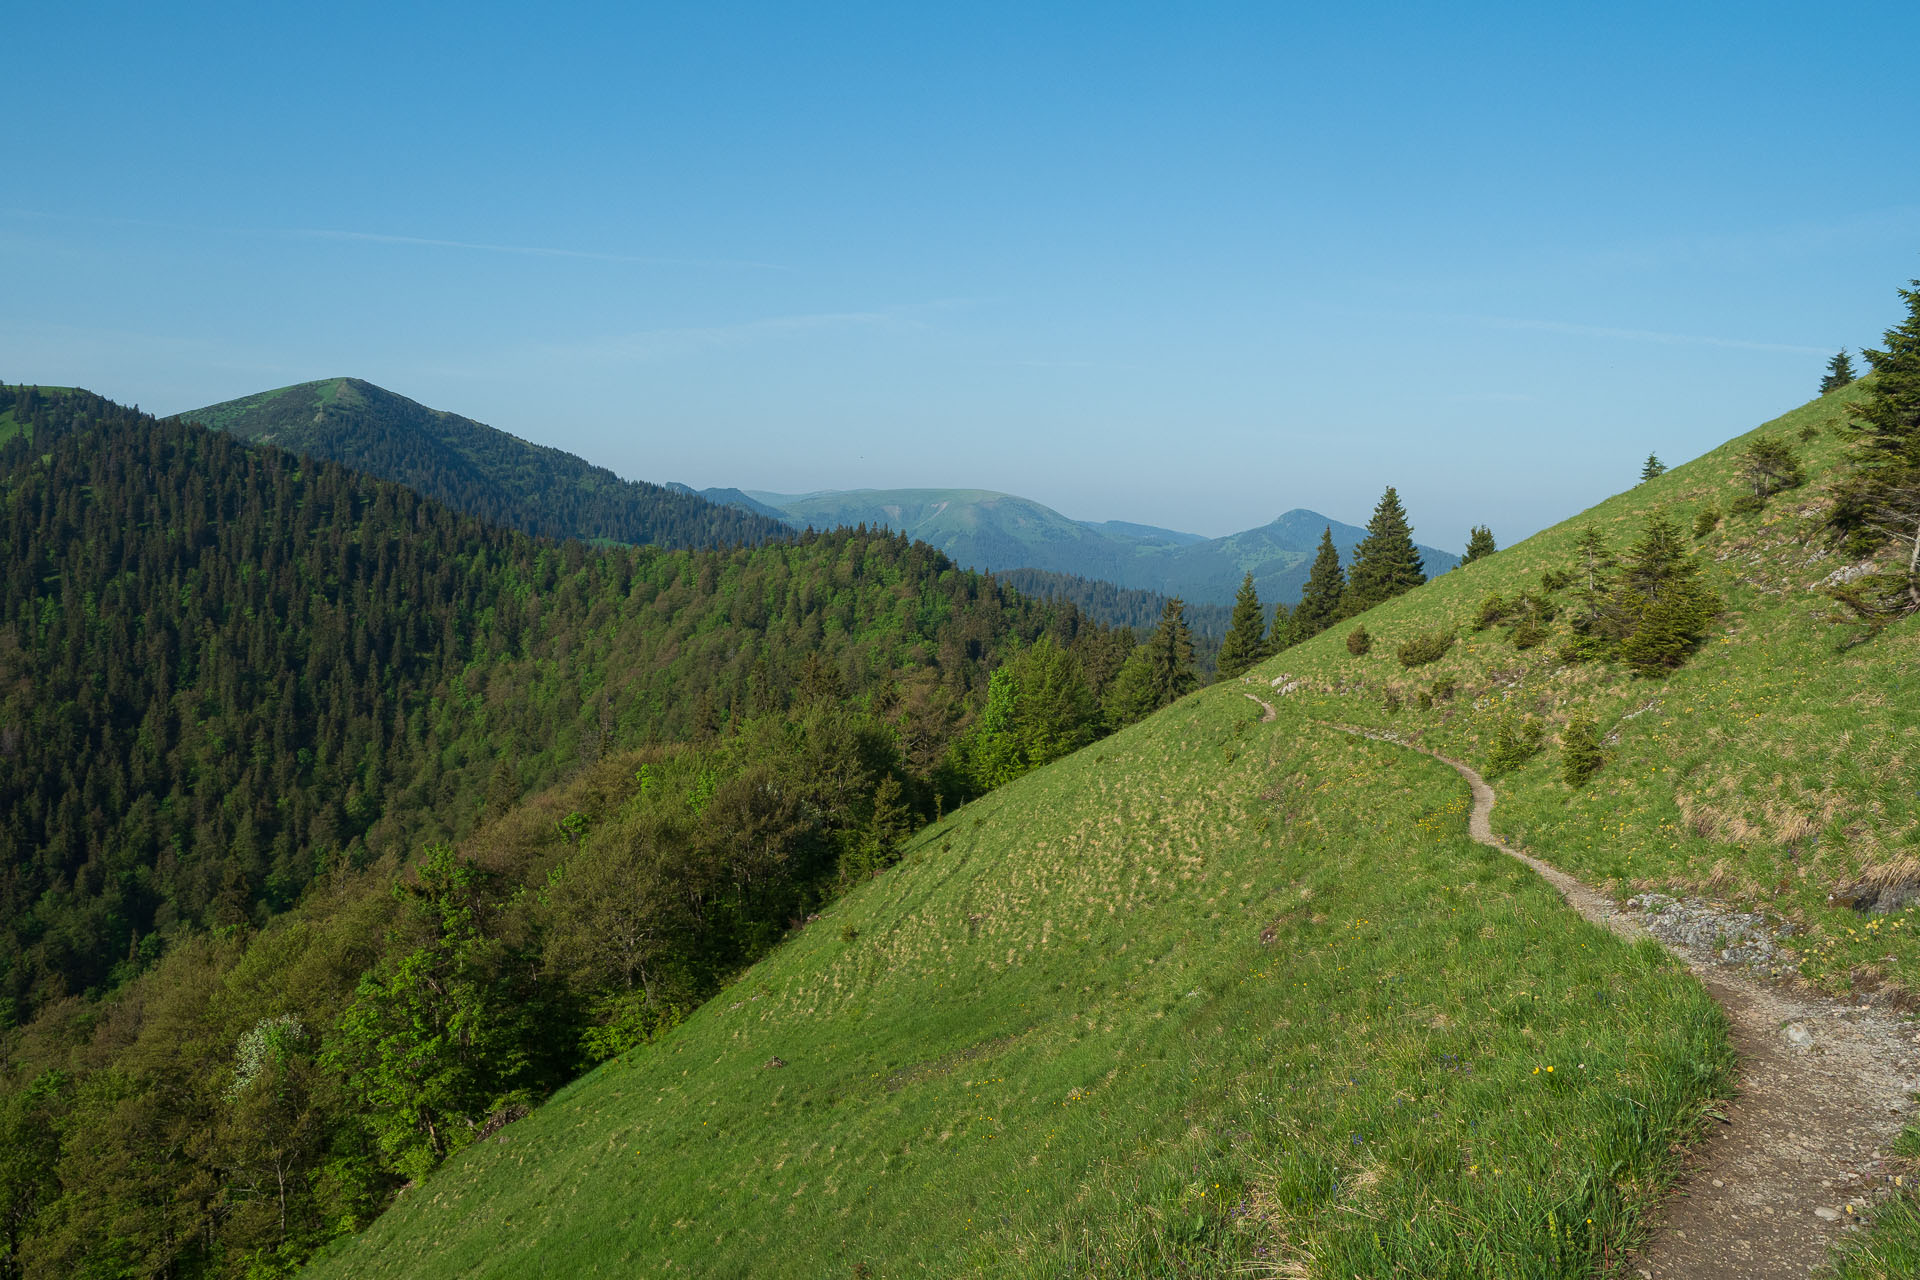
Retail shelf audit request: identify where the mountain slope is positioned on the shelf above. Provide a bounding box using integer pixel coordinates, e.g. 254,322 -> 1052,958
0,384 -> 1108,1024
740,488 -> 1458,606
179,378 -> 789,550
306,374 -> 1920,1275
306,684 -> 1721,1278
1266,380 -> 1913,986
310,412 -> 1920,1276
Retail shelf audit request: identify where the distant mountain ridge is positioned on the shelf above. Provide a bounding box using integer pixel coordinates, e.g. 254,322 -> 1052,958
717,487 -> 1459,605
180,378 -> 790,550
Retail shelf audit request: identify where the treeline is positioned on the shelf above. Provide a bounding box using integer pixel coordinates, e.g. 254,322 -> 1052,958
994,567 -> 1231,649
1208,486 -> 1437,676
0,385 -> 1118,1025
179,378 -> 791,551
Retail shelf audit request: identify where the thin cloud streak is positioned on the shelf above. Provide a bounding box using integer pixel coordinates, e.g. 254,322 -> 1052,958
533,311 -> 904,366
519,299 -> 975,368
0,208 -> 786,271
289,228 -> 789,271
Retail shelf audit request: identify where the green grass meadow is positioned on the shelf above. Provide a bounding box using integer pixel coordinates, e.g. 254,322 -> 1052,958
310,687 -> 1727,1277
1269,382 -> 1920,997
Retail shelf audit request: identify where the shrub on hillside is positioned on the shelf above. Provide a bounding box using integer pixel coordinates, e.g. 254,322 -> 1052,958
1510,615 -> 1548,650
1472,594 -> 1509,630
1396,630 -> 1454,667
1486,712 -> 1545,776
1693,505 -> 1721,537
1383,686 -> 1401,714
1562,514 -> 1719,674
1728,491 -> 1766,516
1561,713 -> 1605,786
1345,624 -> 1372,656
1540,568 -> 1573,592
1737,436 -> 1805,503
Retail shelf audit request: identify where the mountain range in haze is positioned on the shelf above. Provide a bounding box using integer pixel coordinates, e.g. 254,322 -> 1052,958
689,487 -> 1459,606
182,379 -> 1459,612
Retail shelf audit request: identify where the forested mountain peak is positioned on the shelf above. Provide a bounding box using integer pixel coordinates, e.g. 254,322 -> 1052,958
177,378 -> 791,550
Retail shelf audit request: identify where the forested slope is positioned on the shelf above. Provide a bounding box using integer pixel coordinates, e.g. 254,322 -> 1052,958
179,378 -> 788,550
0,385 -> 1118,1025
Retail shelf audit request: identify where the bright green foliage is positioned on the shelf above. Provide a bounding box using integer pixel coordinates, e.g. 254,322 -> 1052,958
1344,487 -> 1427,613
1461,524 -> 1497,564
1560,714 -> 1604,788
1640,453 -> 1667,483
1692,505 -> 1721,538
951,637 -> 1099,790
1214,573 -> 1269,677
1830,279 -> 1920,618
1288,528 -> 1347,642
323,847 -> 555,1182
1821,349 -> 1857,394
0,1071 -> 62,1274
1345,624 -> 1371,656
306,695 -> 1729,1280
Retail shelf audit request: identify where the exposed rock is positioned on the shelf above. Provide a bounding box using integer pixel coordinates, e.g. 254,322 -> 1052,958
1627,894 -> 1797,977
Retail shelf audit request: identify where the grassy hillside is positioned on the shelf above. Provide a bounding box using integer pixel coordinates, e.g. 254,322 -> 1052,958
308,676 -> 1725,1276
180,378 -> 790,550
304,379 -> 1920,1276
1267,381 -> 1920,999
748,489 -> 1459,607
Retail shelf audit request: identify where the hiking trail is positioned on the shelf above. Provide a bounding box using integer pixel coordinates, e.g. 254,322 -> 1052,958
1326,723 -> 1920,1279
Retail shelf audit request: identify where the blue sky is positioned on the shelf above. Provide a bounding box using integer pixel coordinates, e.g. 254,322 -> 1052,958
6,1 -> 1918,546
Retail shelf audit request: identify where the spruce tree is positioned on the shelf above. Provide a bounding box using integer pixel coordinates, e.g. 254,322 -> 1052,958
1821,349 -> 1858,394
1215,573 -> 1268,678
1461,525 -> 1497,565
1344,487 -> 1426,613
1830,280 -> 1920,617
1266,599 -> 1292,653
1290,529 -> 1345,641
1639,453 -> 1667,483
1143,598 -> 1199,705
1561,713 -> 1604,786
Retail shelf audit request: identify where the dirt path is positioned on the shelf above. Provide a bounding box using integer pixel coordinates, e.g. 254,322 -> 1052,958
1243,692 -> 1276,722
1328,724 -> 1920,1279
